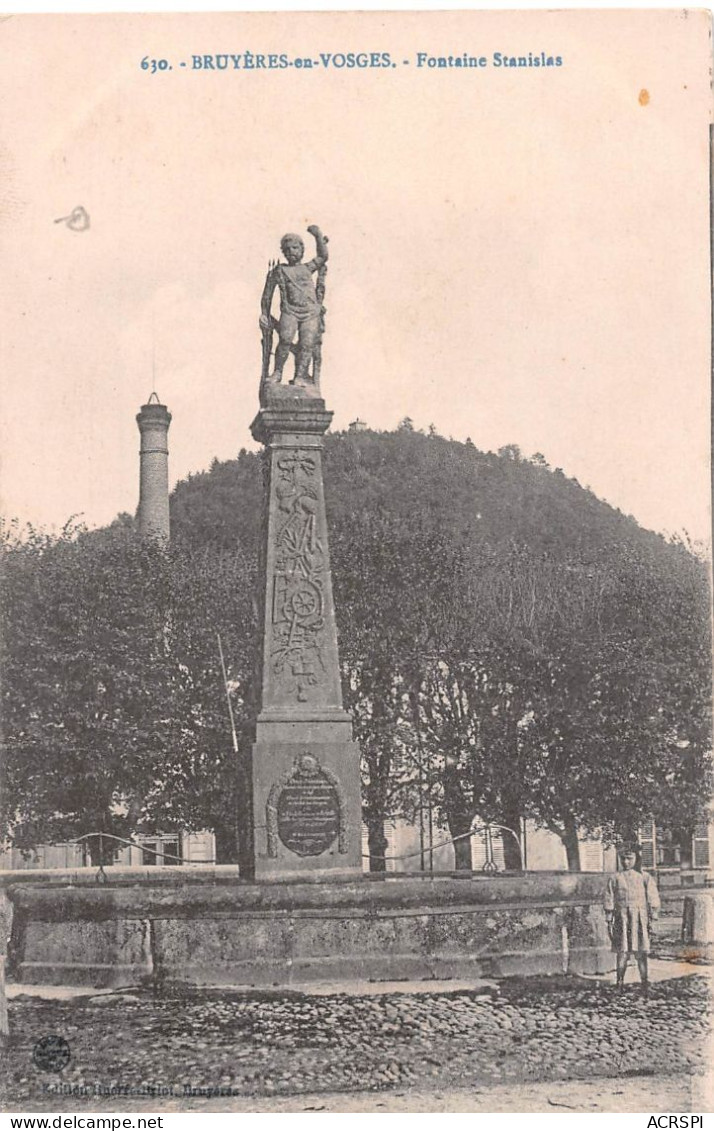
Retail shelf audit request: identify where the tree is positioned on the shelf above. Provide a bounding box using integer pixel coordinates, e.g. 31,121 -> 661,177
477,538 -> 713,868
331,507 -> 458,871
0,520 -> 257,864
1,520 -> 176,861
393,532 -> 711,872
151,540 -> 258,864
3,429 -> 710,875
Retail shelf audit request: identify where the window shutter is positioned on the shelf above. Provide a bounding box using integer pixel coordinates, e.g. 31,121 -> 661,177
638,822 -> 656,870
692,823 -> 710,868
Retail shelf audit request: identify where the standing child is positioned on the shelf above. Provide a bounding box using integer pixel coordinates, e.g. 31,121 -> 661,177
604,846 -> 660,995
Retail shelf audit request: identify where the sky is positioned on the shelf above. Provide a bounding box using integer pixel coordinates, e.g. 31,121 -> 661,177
0,9 -> 711,544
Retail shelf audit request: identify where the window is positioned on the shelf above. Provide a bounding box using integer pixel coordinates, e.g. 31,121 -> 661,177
162,838 -> 180,864
139,836 -> 182,865
640,821 -> 711,872
655,826 -> 681,868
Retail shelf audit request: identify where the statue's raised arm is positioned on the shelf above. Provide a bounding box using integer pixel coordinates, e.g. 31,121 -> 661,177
307,224 -> 329,268
259,225 -> 329,400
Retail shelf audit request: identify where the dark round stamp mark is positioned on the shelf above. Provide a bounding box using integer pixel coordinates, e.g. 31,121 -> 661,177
32,1035 -> 71,1072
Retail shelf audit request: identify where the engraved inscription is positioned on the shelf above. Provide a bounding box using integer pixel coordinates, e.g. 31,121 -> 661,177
277,775 -> 339,856
270,452 -> 326,701
266,754 -> 347,858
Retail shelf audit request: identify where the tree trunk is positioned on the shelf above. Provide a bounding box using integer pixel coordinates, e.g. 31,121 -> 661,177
86,832 -> 118,867
362,736 -> 391,873
451,826 -> 473,871
367,813 -> 388,873
214,823 -> 239,864
489,715 -> 525,870
499,795 -> 524,871
562,812 -> 581,872
443,757 -> 473,871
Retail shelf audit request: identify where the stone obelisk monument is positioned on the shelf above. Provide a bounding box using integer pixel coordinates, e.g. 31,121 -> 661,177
249,226 -> 362,880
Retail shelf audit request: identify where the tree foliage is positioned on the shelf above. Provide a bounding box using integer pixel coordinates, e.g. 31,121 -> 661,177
1,428 -> 710,871
0,518 -> 256,863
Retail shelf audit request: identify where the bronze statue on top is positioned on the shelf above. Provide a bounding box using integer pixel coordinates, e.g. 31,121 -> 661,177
259,225 -> 329,399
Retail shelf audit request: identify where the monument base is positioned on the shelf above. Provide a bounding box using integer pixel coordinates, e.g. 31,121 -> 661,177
5,870 -> 614,989
251,708 -> 363,881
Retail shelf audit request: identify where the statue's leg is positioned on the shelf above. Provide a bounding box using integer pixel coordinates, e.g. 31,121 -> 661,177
274,313 -> 297,379
292,317 -> 319,385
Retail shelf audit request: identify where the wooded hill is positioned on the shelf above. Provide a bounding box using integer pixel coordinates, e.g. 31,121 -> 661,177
2,425 -> 711,870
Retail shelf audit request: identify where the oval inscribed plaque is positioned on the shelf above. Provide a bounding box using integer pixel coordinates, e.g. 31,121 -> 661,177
276,756 -> 340,857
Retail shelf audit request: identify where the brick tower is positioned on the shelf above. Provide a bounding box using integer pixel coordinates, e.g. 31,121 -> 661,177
136,393 -> 172,541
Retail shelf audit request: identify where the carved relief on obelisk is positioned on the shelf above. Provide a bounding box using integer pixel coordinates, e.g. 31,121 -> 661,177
269,451 -> 328,704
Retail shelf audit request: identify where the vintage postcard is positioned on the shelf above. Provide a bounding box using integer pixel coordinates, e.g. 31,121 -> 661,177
0,8 -> 712,1119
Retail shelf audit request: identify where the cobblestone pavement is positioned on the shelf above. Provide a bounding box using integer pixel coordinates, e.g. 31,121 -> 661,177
1,973 -> 710,1112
